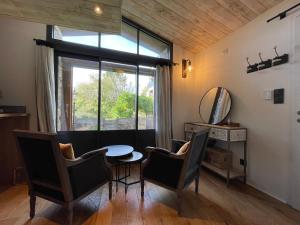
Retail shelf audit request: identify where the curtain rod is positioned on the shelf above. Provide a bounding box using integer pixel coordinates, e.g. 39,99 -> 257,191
267,2 -> 300,23
33,39 -> 54,48
33,39 -> 178,66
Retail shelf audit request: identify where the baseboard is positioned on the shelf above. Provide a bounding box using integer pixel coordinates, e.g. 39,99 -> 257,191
247,181 -> 287,204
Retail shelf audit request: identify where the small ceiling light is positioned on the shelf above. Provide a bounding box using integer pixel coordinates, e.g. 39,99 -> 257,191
94,5 -> 102,15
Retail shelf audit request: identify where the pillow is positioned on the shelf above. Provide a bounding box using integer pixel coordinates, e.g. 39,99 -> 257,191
176,141 -> 190,155
59,143 -> 75,160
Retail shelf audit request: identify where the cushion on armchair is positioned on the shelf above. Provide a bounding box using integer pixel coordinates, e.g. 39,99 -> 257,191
176,141 -> 190,155
59,143 -> 75,160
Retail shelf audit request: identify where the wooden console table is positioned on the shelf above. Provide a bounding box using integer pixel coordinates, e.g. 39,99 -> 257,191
0,113 -> 30,185
184,122 -> 247,186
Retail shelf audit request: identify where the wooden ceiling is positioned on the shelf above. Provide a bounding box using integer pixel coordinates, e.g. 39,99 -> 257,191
0,0 -> 284,53
122,0 -> 284,53
0,0 -> 122,34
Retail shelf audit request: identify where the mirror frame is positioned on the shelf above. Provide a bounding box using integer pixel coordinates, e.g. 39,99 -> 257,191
198,87 -> 232,125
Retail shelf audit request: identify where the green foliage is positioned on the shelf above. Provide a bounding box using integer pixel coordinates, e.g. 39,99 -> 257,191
74,74 -> 98,119
74,71 -> 154,120
111,92 -> 135,118
139,95 -> 154,116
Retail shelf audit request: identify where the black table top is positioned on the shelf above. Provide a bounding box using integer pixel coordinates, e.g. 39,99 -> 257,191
118,151 -> 143,163
105,145 -> 134,158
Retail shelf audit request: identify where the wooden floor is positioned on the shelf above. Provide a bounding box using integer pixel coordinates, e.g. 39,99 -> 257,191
0,170 -> 300,225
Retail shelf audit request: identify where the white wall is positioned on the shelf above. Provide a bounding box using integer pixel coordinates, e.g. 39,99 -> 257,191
172,44 -> 197,139
195,0 -> 299,202
0,16 -> 46,130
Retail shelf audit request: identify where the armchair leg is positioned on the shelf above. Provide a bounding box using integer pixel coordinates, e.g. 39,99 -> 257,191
29,195 -> 36,219
141,179 -> 144,198
109,180 -> 112,200
67,204 -> 73,225
177,191 -> 183,216
195,176 -> 199,194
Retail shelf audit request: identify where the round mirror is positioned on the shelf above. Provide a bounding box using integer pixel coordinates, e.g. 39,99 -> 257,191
199,87 -> 232,124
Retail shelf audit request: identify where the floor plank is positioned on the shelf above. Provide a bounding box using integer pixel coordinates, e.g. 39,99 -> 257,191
0,170 -> 299,225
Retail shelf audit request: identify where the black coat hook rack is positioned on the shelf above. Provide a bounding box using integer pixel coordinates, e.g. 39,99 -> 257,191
257,52 -> 272,70
246,57 -> 258,73
246,47 -> 289,74
272,46 -> 289,66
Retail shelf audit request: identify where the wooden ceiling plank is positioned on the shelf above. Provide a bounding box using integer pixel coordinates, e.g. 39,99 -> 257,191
127,0 -> 218,46
172,0 -> 232,35
238,0 -> 266,14
257,0 -> 282,8
215,0 -> 258,21
122,0 -> 212,48
154,0 -> 228,40
122,9 -> 204,52
190,0 -> 245,30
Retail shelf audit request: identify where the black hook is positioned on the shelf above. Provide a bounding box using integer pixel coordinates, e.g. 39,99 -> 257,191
246,57 -> 251,66
274,46 -> 279,57
258,52 -> 264,62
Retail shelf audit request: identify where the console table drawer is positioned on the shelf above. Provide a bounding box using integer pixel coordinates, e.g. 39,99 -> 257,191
185,123 -> 202,132
209,128 -> 228,141
230,129 -> 246,141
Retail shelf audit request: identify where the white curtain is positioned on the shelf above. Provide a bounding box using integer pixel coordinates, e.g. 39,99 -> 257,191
35,45 -> 56,132
155,65 -> 172,149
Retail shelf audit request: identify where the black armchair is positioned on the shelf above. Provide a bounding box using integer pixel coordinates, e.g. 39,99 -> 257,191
13,130 -> 112,225
141,129 -> 210,214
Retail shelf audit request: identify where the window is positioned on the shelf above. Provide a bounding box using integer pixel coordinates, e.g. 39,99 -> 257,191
100,61 -> 137,130
54,26 -> 99,47
57,57 -> 99,131
51,18 -> 170,131
52,19 -> 171,59
139,31 -> 170,59
138,66 -> 155,129
101,22 -> 137,54
56,57 -> 156,131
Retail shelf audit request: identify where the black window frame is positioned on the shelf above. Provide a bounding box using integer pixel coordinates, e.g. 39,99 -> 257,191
48,17 -> 173,132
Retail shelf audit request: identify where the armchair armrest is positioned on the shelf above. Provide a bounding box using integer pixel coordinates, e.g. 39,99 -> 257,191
145,146 -> 185,160
66,148 -> 112,199
65,147 -> 108,167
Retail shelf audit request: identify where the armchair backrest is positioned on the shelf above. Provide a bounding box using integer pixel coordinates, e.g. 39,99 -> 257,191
14,130 -> 73,202
179,129 -> 209,189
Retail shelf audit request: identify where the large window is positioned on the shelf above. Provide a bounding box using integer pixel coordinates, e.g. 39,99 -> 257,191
57,56 -> 156,131
51,18 -> 171,131
53,20 -> 171,59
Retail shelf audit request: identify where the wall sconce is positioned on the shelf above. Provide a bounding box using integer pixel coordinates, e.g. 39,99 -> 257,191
182,59 -> 192,78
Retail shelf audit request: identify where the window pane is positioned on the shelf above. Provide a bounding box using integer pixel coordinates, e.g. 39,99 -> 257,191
57,57 -> 99,131
138,66 -> 155,129
101,22 -> 137,54
100,61 -> 137,130
54,26 -> 99,47
139,31 -> 170,59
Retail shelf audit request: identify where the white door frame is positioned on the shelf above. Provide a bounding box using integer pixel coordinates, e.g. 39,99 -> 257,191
288,10 -> 300,210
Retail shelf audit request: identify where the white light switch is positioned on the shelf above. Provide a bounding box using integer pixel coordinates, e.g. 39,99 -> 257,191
264,89 -> 273,100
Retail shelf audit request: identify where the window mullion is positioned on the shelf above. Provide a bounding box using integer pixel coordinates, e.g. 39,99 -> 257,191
135,65 -> 139,131
98,59 -> 102,131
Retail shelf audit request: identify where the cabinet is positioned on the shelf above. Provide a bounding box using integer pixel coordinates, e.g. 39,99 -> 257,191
0,113 -> 29,186
184,122 -> 247,186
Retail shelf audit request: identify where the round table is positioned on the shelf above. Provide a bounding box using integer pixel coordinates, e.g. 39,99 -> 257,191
118,151 -> 143,193
105,145 -> 134,158
104,145 -> 143,193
